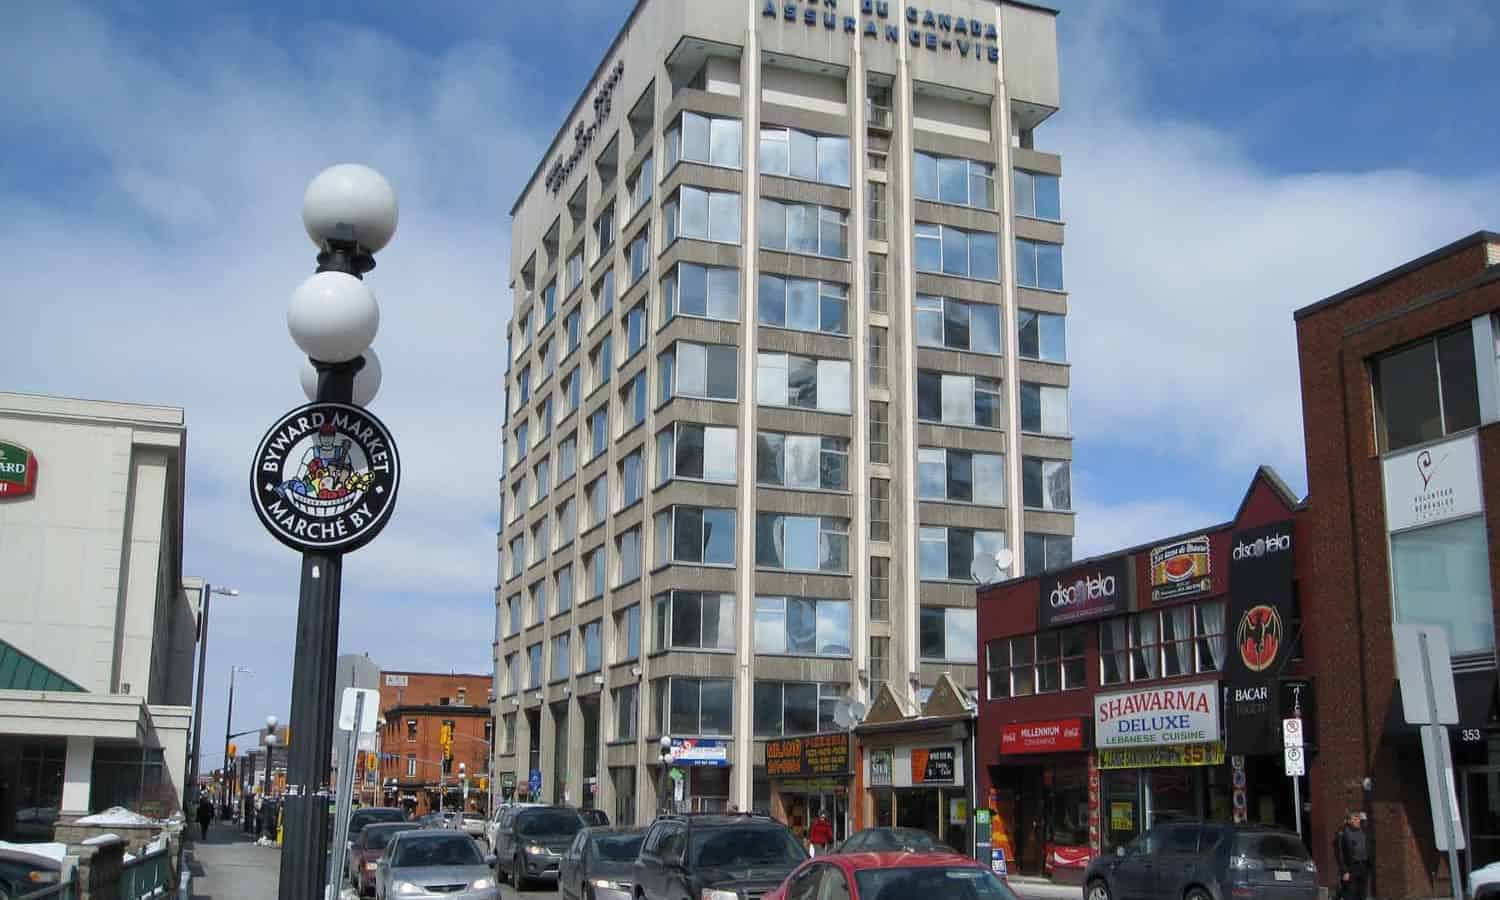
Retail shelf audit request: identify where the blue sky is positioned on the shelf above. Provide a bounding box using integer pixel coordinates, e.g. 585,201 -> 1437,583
1,0 -> 1497,773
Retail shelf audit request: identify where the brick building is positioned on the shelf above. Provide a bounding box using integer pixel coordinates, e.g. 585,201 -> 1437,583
374,671 -> 494,816
1295,231 -> 1500,897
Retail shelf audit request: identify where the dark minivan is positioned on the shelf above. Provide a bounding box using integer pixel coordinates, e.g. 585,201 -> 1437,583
1085,823 -> 1317,900
494,805 -> 587,889
633,814 -> 807,900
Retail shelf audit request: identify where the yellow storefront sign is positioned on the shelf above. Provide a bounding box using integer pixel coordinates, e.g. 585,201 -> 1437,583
1098,741 -> 1225,770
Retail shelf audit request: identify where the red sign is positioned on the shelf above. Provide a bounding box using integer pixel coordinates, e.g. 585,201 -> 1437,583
1000,719 -> 1085,754
0,441 -> 37,499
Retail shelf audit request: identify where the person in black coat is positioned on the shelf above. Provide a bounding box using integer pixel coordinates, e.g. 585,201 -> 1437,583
1333,810 -> 1370,900
195,796 -> 214,840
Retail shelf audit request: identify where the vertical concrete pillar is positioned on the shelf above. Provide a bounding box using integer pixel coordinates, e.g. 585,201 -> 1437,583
61,735 -> 96,816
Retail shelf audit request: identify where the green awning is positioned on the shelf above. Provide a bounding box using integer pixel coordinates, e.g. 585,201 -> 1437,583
0,639 -> 86,692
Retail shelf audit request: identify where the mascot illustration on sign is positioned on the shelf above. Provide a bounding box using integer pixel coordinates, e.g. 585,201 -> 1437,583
277,422 -> 375,518
1235,603 -> 1283,673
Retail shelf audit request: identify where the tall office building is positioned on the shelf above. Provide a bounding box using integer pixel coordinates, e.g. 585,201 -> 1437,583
494,0 -> 1067,826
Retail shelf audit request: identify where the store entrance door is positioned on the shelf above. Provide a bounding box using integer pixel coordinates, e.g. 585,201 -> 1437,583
1463,767 -> 1500,882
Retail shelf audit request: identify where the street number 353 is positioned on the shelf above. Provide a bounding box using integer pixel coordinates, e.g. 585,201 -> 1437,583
1461,728 -> 1483,743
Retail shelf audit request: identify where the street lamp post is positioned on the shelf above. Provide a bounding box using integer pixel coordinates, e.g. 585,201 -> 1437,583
221,666 -> 253,816
264,715 -> 280,840
187,583 -> 239,806
657,736 -> 674,815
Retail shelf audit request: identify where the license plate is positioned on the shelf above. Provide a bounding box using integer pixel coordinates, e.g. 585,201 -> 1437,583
1274,871 -> 1292,881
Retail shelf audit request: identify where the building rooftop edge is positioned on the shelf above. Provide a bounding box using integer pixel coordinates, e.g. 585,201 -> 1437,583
1293,230 -> 1500,323
379,670 -> 492,678
0,391 -> 185,427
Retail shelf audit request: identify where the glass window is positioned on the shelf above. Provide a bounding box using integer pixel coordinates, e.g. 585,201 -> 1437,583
625,303 -> 647,358
551,632 -> 571,681
919,606 -> 977,662
1015,238 -> 1064,291
591,336 -> 613,392
653,591 -> 737,651
660,676 -> 734,736
515,308 -> 533,353
914,222 -> 998,280
1022,458 -> 1071,511
585,546 -> 606,600
988,627 -> 1086,699
561,367 -> 581,416
586,475 -> 607,529
620,373 -> 647,433
753,682 -> 847,737
507,595 -> 522,635
595,204 -> 615,259
528,643 -> 543,689
869,477 -> 891,542
614,684 -> 638,740
870,557 -> 890,621
915,294 -> 1002,354
662,263 -> 739,323
619,450 -> 642,507
567,250 -> 584,293
509,535 -> 525,578
758,275 -> 849,336
1020,382 -> 1070,434
1018,310 -> 1067,361
759,126 -> 850,187
757,433 -> 849,491
1392,516 -> 1496,655
918,448 -> 1005,505
756,353 -> 851,413
913,151 -> 995,209
617,527 -> 642,585
759,198 -> 849,259
754,596 -> 851,657
657,422 -> 737,484
1023,533 -> 1073,575
628,229 -> 650,284
916,370 -> 1002,428
582,620 -> 602,673
666,186 -> 741,244
919,526 -> 1007,582
653,506 -> 737,566
1013,170 -> 1061,220
556,565 -> 574,614
755,514 -> 850,574
658,341 -> 737,402
588,406 -> 609,460
557,435 -> 577,483
617,604 -> 641,663
1375,330 -> 1481,452
555,498 -> 577,548
668,112 -> 742,170
533,458 -> 551,503
630,156 -> 654,215
869,401 -> 889,463
565,308 -> 582,356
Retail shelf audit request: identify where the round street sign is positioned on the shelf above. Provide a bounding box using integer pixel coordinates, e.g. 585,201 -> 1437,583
251,402 -> 400,553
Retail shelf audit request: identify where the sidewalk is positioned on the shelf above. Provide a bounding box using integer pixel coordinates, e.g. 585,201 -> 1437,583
1006,876 -> 1083,900
185,820 -> 281,899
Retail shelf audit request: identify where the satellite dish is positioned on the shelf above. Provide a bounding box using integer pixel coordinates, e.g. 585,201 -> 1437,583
973,548 -> 1016,585
995,548 -> 1014,571
848,700 -> 868,724
832,699 -> 854,730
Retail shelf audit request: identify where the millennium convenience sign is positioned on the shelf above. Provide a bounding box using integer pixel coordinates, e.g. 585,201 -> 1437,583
0,441 -> 38,499
765,1 -> 1001,65
250,403 -> 400,553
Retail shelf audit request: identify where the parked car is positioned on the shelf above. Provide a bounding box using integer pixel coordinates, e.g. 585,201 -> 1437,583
1084,823 -> 1317,900
633,814 -> 806,900
559,827 -> 646,900
485,802 -> 541,849
766,851 -> 1017,900
347,822 -> 421,897
1472,859 -> 1500,899
0,845 -> 65,898
834,827 -> 946,854
460,812 -> 487,842
579,808 -> 611,827
344,806 -> 407,857
374,829 -> 496,900
493,805 -> 588,889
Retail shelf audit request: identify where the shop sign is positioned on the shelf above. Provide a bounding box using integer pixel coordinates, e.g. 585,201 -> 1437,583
1224,520 -> 1295,754
763,2 -> 1001,65
1149,535 -> 1212,603
778,777 -> 848,793
1098,741 -> 1226,770
1094,681 -> 1219,748
1039,555 -> 1131,629
869,748 -> 893,786
670,738 -> 729,767
1109,802 -> 1133,831
766,733 -> 850,777
1225,683 -> 1278,755
1000,718 -> 1085,754
1382,433 -> 1483,533
910,747 -> 956,784
0,441 -> 38,499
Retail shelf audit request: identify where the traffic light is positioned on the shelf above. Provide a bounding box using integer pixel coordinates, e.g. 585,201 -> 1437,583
367,752 -> 378,771
478,776 -> 489,791
228,743 -> 237,759
440,724 -> 454,761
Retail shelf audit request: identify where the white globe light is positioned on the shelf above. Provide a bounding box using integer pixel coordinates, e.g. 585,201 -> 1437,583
299,347 -> 382,407
287,271 -> 379,363
301,164 -> 399,253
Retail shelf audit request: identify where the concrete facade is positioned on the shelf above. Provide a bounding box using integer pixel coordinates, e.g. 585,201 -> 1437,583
495,0 -> 1068,824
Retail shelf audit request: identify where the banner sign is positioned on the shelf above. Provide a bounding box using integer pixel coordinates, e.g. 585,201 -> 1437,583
910,747 -> 956,784
1039,555 -> 1132,629
1149,535 -> 1212,603
670,738 -> 729,767
1001,719 -> 1085,755
0,441 -> 38,499
869,748 -> 892,786
1382,433 -> 1483,533
1098,741 -> 1225,770
1095,682 -> 1219,749
765,733 -> 850,777
1225,683 -> 1279,755
1224,520 -> 1296,754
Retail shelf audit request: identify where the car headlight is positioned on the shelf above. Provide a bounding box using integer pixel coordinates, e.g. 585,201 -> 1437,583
470,876 -> 495,889
595,879 -> 629,890
392,881 -> 423,895
702,890 -> 739,900
365,862 -> 378,871
526,843 -> 547,855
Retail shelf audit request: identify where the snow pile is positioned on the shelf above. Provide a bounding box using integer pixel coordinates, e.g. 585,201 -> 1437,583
81,833 -> 123,847
0,840 -> 67,862
76,807 -> 159,827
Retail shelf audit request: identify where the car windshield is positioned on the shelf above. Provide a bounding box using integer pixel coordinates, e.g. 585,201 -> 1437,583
853,829 -> 943,851
595,833 -> 645,861
854,866 -> 1018,900
1234,833 -> 1311,861
364,824 -> 420,849
691,827 -> 806,869
352,810 -> 404,832
393,835 -> 484,868
517,810 -> 584,836
463,813 -> 483,822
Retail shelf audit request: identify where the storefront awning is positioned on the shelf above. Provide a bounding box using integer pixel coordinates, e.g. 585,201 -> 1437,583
1383,670 -> 1499,737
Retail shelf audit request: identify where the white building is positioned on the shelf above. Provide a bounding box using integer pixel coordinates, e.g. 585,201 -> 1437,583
0,392 -> 198,839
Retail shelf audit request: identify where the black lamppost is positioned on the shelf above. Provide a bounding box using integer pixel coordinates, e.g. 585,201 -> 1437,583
187,583 -> 239,808
221,665 -> 253,817
264,716 -> 280,840
657,736 -> 674,815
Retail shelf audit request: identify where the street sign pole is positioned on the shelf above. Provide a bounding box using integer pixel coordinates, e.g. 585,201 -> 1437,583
1282,717 -> 1306,841
325,690 -> 366,900
1419,630 -> 1464,900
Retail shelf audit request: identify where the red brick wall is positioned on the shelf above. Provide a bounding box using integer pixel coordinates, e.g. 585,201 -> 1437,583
375,672 -> 492,809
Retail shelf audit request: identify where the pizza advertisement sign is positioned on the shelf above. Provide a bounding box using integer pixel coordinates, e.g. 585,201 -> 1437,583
0,441 -> 38,499
1149,535 -> 1212,603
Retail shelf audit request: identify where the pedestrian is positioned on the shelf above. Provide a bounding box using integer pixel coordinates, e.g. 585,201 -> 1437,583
1334,809 -> 1370,900
809,812 -> 834,856
196,795 -> 214,840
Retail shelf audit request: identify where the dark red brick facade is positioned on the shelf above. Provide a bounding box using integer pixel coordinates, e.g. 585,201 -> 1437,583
374,671 -> 493,815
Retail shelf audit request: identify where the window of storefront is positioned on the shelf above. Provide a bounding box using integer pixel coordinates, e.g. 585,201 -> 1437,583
91,746 -> 169,817
1374,328 -> 1479,452
612,766 -> 635,825
1391,515 -> 1495,655
986,627 -> 1085,699
1099,602 -> 1225,685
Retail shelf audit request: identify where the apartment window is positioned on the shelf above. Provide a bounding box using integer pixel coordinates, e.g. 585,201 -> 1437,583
595,270 -> 616,323
987,626 -> 1086,699
914,151 -> 996,210
654,676 -> 734,736
755,514 -> 850,574
665,111 -> 742,170
585,475 -> 607,529
405,719 -> 418,742
619,372 -> 647,434
1015,239 -> 1064,291
508,535 -> 525,579
917,370 -> 1002,428
757,275 -> 848,336
869,401 -> 889,464
527,643 -> 543,689
507,595 -> 522,635
567,249 -> 584,294
1100,602 -> 1227,685
616,604 -> 641,662
756,352 -> 851,413
1021,383 -> 1070,435
658,341 -> 738,402
502,713 -> 517,754
870,637 -> 890,685
653,591 -> 736,651
530,580 -> 548,625
1392,517 -> 1495,654
565,308 -> 582,356
754,596 -> 851,656
919,606 -> 977,662
870,557 -> 891,621
616,526 -> 642,585
541,281 -> 558,327
516,366 -> 532,409
1375,329 -> 1481,452
760,199 -> 849,258
661,262 -> 738,323
625,302 -> 647,358
619,450 -> 643,508
628,228 -> 650,284
1024,533 -> 1074,574
555,498 -> 576,549
530,522 -> 548,564
664,186 -> 741,244
759,125 -> 850,186
868,326 -> 888,388
538,339 -> 557,384
561,368 -> 582,417
753,682 -> 846,737
653,506 -> 736,566
588,406 -> 609,460
516,308 -> 533,353
584,547 -> 606,600
556,565 -> 574,615
509,480 -> 525,524
557,435 -> 577,483
1022,458 -> 1072,511
406,755 -> 417,777
614,684 -> 639,741
538,397 -> 554,440
916,295 -> 1002,354
919,448 -> 1005,506
869,477 -> 891,542
757,433 -> 849,491
915,223 -> 998,280
595,204 -> 616,259
629,155 -> 654,216
590,337 -> 613,392
533,458 -> 551,504
920,527 -> 1007,582
551,632 -> 571,682
656,422 -> 737,485
867,253 -> 888,312
867,181 -> 887,242
1013,170 -> 1061,220
1018,310 -> 1067,362
581,620 -> 602,673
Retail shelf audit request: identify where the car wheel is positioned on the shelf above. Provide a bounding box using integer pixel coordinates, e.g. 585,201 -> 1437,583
514,854 -> 530,891
1184,888 -> 1211,900
1086,879 -> 1112,900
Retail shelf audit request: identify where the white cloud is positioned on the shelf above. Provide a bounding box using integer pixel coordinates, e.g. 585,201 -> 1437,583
1072,494 -> 1221,561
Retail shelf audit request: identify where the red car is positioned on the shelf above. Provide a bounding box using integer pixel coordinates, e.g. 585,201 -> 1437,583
765,851 -> 1017,900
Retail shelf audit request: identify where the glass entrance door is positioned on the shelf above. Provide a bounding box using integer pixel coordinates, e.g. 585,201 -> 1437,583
1463,768 -> 1500,881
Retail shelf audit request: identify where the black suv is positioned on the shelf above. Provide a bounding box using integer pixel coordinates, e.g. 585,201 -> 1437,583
494,804 -> 588,889
1085,822 -> 1316,900
633,814 -> 807,900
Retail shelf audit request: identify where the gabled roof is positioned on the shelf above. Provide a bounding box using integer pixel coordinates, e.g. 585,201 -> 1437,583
0,639 -> 85,692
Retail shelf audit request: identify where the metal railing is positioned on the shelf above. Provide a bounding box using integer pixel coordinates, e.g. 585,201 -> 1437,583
28,876 -> 79,900
866,101 -> 892,129
119,842 -> 172,900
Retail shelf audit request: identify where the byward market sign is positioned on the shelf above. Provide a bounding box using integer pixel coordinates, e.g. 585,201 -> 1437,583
764,1 -> 1001,64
